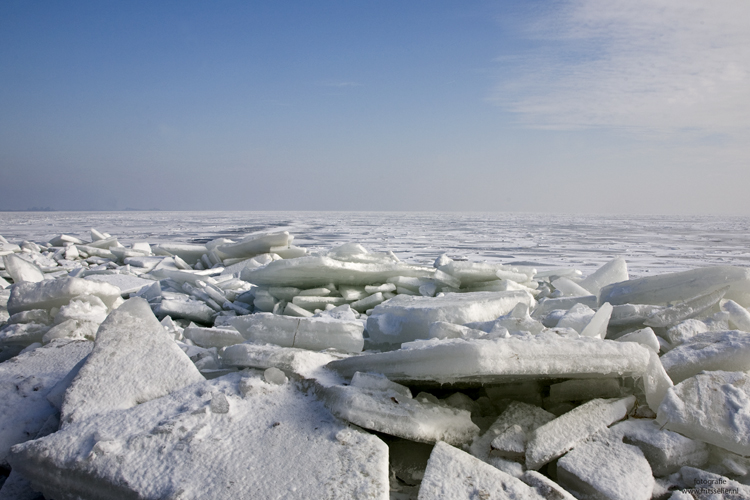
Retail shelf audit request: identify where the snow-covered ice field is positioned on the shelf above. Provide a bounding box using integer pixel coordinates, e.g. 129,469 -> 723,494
3,211 -> 750,277
3,210 -> 750,500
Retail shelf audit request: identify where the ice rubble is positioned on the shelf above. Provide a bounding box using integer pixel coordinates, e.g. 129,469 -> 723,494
2,228 -> 750,499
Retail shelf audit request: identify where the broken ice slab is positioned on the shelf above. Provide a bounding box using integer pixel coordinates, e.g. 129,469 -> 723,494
555,303 -> 595,333
156,299 -> 216,325
531,295 -> 598,319
0,323 -> 51,346
609,419 -> 709,476
614,327 -> 660,353
43,319 -> 99,343
291,295 -> 348,310
321,384 -> 479,445
83,274 -> 155,295
0,339 -> 92,466
241,255 -> 434,288
151,243 -> 208,265
579,302 -> 612,339
10,371 -> 389,500
419,441 -> 551,500
722,299 -> 750,331
469,401 -> 554,466
552,277 -> 592,297
327,337 -> 652,386
578,257 -> 629,296
231,312 -> 364,353
215,231 -> 291,259
659,330 -> 750,384
657,370 -> 750,456
366,291 -> 535,345
60,298 -> 204,427
6,277 -> 122,315
351,371 -> 412,398
3,254 -> 45,283
548,378 -> 623,403
643,286 -> 728,328
599,265 -> 750,308
525,396 -> 636,470
665,318 -> 709,346
465,302 -> 544,336
350,292 -> 385,312
437,259 -> 533,284
556,438 -> 654,500
221,342 -> 346,381
75,244 -> 116,260
183,323 -> 245,349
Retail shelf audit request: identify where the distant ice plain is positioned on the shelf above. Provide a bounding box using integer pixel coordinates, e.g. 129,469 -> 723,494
2,211 -> 749,278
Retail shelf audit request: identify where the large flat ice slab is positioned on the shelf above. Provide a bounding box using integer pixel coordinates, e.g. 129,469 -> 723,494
657,370 -> 750,456
60,298 -> 204,427
9,372 -> 389,500
327,337 -> 652,386
6,277 -> 122,315
659,330 -> 750,384
599,265 -> 750,307
366,291 -> 535,345
221,342 -> 346,380
240,255 -> 434,288
0,339 -> 92,466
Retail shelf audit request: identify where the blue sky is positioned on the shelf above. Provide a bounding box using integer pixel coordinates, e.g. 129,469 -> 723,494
1,1 -> 748,214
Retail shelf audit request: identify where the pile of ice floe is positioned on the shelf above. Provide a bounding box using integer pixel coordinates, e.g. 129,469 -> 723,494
1,230 -> 750,499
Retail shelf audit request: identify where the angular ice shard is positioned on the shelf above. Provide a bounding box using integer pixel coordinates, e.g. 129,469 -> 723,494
0,323 -> 50,346
366,291 -> 535,345
7,277 -> 122,315
722,299 -> 750,331
351,372 -> 412,398
531,295 -> 598,319
321,385 -> 478,445
152,243 -> 208,265
9,372 -> 389,500
60,298 -> 203,427
157,299 -> 216,324
657,371 -> 750,455
520,471 -> 577,500
659,330 -> 750,384
578,257 -> 629,296
327,337 -> 652,386
525,396 -> 636,470
0,339 -> 92,466
466,302 -> 544,336
579,302 -> 612,339
609,419 -> 708,476
54,294 -> 109,325
84,274 -> 156,295
437,259 -> 532,284
231,312 -> 364,353
3,254 -> 44,283
419,442 -> 548,500
665,319 -> 709,346
221,342 -> 344,380
599,265 -> 750,307
643,286 -> 728,328
216,231 -> 291,259
183,324 -> 245,348
241,255 -> 434,288
614,327 -> 660,353
556,439 -> 654,500
551,277 -> 591,297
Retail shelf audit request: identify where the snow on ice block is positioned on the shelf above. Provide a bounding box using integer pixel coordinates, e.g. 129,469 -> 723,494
556,439 -> 654,500
599,266 -> 750,308
84,274 -> 155,295
0,323 -> 50,346
437,260 -> 532,284
3,254 -> 44,283
0,339 -> 92,466
183,324 -> 245,348
678,466 -> 750,498
60,298 -> 204,427
7,277 -> 122,315
418,442 -> 548,500
525,396 -> 636,470
151,243 -> 208,265
327,337 -> 651,386
578,257 -> 629,296
614,327 -> 660,353
216,231 -> 291,258
643,286 -> 728,328
659,330 -> 750,384
532,295 -> 598,319
722,299 -> 750,332
9,372 -> 389,500
322,385 -> 478,445
609,419 -> 708,476
657,371 -> 750,456
366,291 -> 535,345
156,298 -> 215,324
231,312 -> 364,353
241,255 -> 433,288
221,342 -> 345,380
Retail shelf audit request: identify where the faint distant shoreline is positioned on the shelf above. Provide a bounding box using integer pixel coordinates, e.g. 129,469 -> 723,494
0,207 -> 161,212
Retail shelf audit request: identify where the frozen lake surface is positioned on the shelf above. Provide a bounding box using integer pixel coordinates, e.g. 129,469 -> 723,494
2,211 -> 750,278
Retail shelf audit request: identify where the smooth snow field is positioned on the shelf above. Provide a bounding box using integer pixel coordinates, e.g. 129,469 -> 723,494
3,211 -> 750,276
3,211 -> 750,500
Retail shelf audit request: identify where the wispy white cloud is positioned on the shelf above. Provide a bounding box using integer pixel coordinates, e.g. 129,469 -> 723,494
494,0 -> 750,137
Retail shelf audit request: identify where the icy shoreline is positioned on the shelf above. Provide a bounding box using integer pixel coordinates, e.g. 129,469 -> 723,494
2,221 -> 750,499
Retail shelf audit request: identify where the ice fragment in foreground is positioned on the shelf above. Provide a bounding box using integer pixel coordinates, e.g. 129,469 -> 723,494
722,299 -> 750,331
419,442 -> 549,500
321,384 -> 478,445
525,396 -> 636,470
156,298 -> 216,324
60,298 -> 203,427
231,312 -> 364,353
643,286 -> 728,328
183,323 -> 245,348
657,370 -> 750,456
263,367 -> 287,385
578,257 -> 629,296
614,327 -> 660,353
556,438 -> 654,500
659,330 -> 750,384
579,302 -> 612,339
221,342 -> 344,380
216,231 -> 291,258
3,254 -> 44,283
366,291 -> 535,345
7,277 -> 122,315
328,337 -> 651,386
